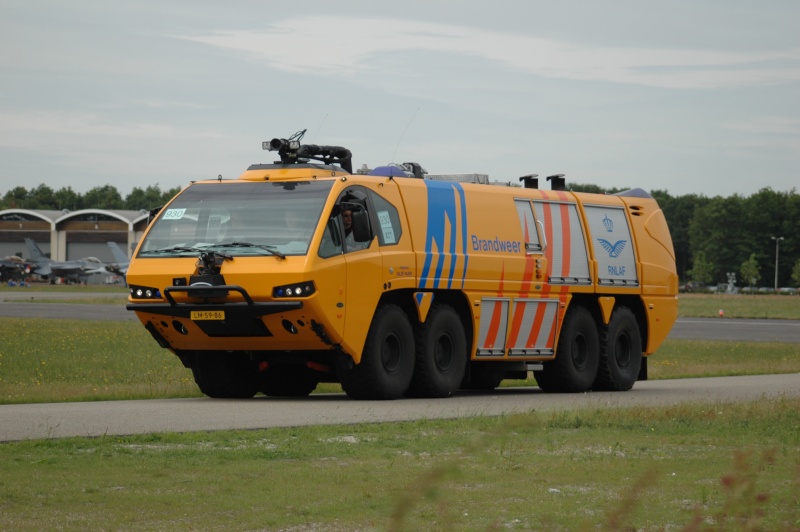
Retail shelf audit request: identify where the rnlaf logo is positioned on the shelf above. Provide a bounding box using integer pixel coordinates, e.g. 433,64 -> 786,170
598,238 -> 627,258
597,214 -> 627,258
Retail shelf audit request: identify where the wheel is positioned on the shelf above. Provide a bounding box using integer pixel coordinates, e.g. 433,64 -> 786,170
460,362 -> 506,391
406,304 -> 468,398
261,365 -> 318,397
594,306 -> 642,391
534,306 -> 599,393
189,352 -> 259,398
337,304 -> 415,400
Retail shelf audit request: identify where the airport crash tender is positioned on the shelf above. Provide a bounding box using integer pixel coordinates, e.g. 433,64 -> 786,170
126,133 -> 678,400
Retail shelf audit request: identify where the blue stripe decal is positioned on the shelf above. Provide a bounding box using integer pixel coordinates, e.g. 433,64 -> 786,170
419,181 -> 469,289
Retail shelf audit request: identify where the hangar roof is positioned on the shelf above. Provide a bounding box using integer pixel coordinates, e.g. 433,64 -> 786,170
0,208 -> 149,230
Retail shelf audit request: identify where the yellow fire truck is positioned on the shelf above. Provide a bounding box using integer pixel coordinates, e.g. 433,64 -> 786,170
126,131 -> 678,400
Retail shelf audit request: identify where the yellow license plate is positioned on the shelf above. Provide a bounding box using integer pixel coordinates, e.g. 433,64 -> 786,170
190,310 -> 225,320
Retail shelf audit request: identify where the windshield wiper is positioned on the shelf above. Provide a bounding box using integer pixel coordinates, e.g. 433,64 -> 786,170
146,246 -> 234,260
215,241 -> 286,260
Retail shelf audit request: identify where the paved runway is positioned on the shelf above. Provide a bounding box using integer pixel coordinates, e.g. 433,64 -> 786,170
668,316 -> 800,343
2,373 -> 798,441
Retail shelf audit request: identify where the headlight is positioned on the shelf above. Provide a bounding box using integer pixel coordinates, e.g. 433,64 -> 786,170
130,285 -> 162,299
273,281 -> 315,298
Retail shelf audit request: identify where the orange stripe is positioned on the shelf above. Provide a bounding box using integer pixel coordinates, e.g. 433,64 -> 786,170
558,201 -> 571,278
514,253 -> 537,346
484,300 -> 504,349
541,203 -> 554,270
484,263 -> 506,349
525,301 -> 548,348
519,216 -> 535,295
508,300 -> 526,347
510,207 -> 539,348
537,202 -> 554,298
537,203 -> 569,350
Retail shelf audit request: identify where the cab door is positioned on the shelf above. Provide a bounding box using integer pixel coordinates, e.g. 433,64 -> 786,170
328,186 -> 386,360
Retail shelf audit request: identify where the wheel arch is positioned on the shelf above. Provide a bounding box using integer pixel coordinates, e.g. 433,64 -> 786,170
611,295 -> 648,353
377,289 -> 474,351
568,293 -> 648,351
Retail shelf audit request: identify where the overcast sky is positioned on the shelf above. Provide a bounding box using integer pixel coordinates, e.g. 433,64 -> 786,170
1,1 -> 798,198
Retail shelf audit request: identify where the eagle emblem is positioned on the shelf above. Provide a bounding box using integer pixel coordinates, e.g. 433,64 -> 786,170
597,239 -> 626,258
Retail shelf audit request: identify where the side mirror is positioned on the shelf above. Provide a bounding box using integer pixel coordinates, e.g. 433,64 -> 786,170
147,205 -> 163,226
351,208 -> 372,243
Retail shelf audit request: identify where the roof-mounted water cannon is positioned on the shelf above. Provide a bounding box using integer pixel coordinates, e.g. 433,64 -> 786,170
263,129 -> 307,165
264,137 -> 301,152
262,129 -> 353,173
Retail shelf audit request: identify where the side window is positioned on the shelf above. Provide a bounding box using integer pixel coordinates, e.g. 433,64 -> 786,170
514,198 -> 542,253
318,216 -> 343,258
318,186 -> 371,257
367,190 -> 402,246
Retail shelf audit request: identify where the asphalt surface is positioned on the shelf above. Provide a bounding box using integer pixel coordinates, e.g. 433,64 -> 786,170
2,373 -> 798,441
668,317 -> 800,343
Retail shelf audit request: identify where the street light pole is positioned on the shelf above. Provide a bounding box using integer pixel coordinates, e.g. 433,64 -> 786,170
771,236 -> 784,291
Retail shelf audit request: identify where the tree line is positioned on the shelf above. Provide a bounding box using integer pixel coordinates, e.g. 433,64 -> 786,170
2,182 -> 799,288
0,184 -> 181,213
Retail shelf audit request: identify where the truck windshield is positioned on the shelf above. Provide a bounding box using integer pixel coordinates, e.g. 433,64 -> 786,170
138,181 -> 334,257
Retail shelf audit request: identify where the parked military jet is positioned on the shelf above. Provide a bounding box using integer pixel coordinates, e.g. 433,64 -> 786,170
105,241 -> 130,275
24,238 -> 107,283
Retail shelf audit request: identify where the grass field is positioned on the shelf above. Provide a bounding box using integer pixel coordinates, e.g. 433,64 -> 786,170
0,291 -> 798,530
678,293 -> 800,320
0,284 -> 128,305
0,319 -> 199,404
1,399 -> 798,530
1,318 -> 799,404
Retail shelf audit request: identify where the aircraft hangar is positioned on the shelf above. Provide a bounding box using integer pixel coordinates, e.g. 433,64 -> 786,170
0,208 -> 150,265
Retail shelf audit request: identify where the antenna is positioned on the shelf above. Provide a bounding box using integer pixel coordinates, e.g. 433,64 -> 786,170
312,114 -> 329,143
392,107 -> 419,162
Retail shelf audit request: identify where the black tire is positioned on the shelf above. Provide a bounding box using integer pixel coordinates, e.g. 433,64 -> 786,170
406,304 -> 468,398
190,352 -> 259,398
460,362 -> 506,391
261,366 -> 318,397
338,304 -> 415,400
534,306 -> 599,393
594,306 -> 642,391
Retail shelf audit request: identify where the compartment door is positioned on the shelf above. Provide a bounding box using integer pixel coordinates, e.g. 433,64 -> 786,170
507,298 -> 559,357
476,297 -> 509,357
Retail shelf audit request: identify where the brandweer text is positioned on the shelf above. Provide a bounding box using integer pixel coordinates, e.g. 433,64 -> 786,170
471,235 -> 521,253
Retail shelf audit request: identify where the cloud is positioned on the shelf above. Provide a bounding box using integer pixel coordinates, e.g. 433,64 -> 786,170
724,116 -> 800,135
0,111 -> 220,150
176,16 -> 800,90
